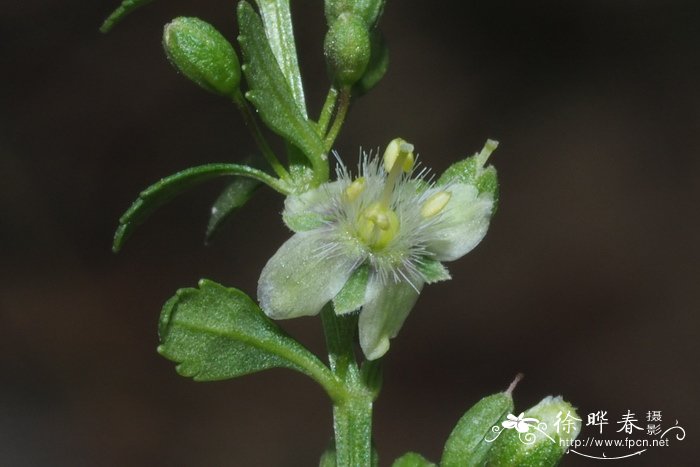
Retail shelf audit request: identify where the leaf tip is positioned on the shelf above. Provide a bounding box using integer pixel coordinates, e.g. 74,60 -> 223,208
112,224 -> 128,253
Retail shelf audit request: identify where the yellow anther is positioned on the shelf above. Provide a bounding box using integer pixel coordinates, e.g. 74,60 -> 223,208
344,177 -> 366,202
357,202 -> 400,250
420,191 -> 451,218
383,138 -> 415,173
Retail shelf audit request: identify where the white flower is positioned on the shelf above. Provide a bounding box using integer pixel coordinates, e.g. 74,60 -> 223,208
257,138 -> 498,360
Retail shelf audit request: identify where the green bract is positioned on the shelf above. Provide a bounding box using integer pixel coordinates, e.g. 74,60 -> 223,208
163,17 -> 241,97
258,139 -> 498,360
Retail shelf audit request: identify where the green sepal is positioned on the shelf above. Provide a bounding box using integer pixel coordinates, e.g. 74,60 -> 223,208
237,1 -> 327,184
333,264 -> 369,314
286,142 -> 316,193
440,392 -> 514,467
416,258 -> 450,284
438,140 -> 499,214
254,0 -> 307,117
163,17 -> 241,97
113,163 -> 284,252
354,30 -> 389,96
205,177 -> 261,243
100,0 -> 155,33
158,279 -> 333,382
391,452 -> 436,467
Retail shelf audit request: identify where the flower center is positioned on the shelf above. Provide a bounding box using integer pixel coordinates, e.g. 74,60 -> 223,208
357,201 -> 399,249
353,138 -> 414,250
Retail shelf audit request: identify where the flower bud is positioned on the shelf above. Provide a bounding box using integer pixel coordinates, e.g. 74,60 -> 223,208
325,0 -> 386,29
486,396 -> 581,467
163,17 -> 241,97
324,13 -> 371,87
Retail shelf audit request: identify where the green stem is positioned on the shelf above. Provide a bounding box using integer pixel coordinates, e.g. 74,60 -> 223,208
317,87 -> 339,137
321,305 -> 374,466
324,86 -> 351,151
233,91 -> 290,180
333,390 -> 374,466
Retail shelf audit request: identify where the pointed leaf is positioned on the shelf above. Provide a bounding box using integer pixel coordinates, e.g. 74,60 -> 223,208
113,163 -> 284,252
158,279 -> 335,383
205,177 -> 261,242
100,0 -> 155,33
237,2 -> 326,179
254,0 -> 307,117
441,392 -> 513,467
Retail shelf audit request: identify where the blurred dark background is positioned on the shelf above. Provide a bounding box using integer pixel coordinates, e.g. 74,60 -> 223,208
2,1 -> 698,465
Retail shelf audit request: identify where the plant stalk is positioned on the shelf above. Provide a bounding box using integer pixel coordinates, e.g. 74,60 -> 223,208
321,305 -> 374,466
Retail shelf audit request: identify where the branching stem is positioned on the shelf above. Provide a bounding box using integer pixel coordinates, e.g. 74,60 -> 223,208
233,91 -> 290,180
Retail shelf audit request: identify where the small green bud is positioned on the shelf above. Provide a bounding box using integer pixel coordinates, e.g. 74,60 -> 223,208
163,17 -> 241,97
486,396 -> 581,467
325,0 -> 386,29
392,452 -> 436,467
324,13 -> 371,87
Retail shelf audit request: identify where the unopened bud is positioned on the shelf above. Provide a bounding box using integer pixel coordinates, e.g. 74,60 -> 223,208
324,0 -> 386,29
163,17 -> 241,97
486,396 -> 581,467
324,13 -> 371,87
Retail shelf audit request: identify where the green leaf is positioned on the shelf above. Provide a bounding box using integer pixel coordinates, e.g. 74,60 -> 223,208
333,264 -> 369,314
254,0 -> 307,117
237,1 -> 327,183
391,452 -> 436,467
113,163 -> 285,252
415,258 -> 451,284
441,392 -> 513,467
100,0 -> 155,33
158,279 -> 337,385
205,177 -> 261,242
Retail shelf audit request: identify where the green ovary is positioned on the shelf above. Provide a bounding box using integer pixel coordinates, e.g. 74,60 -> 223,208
356,201 -> 399,250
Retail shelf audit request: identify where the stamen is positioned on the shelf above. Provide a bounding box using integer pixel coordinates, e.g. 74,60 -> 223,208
344,177 -> 366,202
421,191 -> 451,218
383,138 -> 415,173
380,138 -> 414,207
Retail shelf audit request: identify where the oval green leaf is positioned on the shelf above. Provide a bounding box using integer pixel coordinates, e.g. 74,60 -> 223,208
158,279 -> 336,385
